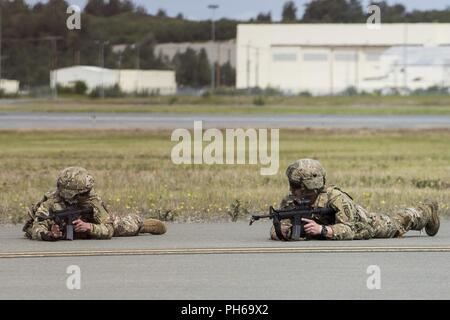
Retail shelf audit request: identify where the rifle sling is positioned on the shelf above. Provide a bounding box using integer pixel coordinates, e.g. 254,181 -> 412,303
273,215 -> 289,241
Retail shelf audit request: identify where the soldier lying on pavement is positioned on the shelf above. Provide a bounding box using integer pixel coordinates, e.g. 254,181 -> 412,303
271,159 -> 440,241
23,167 -> 166,241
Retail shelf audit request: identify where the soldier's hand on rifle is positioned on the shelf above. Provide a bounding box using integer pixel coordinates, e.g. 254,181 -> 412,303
270,224 -> 291,240
40,224 -> 63,241
73,219 -> 92,233
50,224 -> 63,238
302,218 -> 322,236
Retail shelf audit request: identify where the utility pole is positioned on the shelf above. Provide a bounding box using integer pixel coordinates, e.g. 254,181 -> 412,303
355,49 -> 359,92
208,4 -> 219,90
403,23 -> 408,93
135,43 -> 140,69
135,34 -> 154,70
74,49 -> 80,65
95,40 -> 109,99
117,50 -> 124,90
135,43 -> 140,94
52,37 -> 58,99
134,35 -> 153,94
216,42 -> 221,87
246,42 -> 250,88
255,47 -> 259,88
329,47 -> 334,95
44,36 -> 62,99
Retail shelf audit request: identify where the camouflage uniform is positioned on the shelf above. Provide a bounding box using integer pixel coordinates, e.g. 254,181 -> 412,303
23,167 -> 163,241
271,159 -> 439,240
23,190 -> 144,240
272,186 -> 433,240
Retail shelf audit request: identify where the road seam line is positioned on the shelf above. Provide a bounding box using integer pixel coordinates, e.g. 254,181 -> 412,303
1,246 -> 450,258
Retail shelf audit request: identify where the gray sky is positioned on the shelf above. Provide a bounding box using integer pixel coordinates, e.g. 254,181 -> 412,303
25,0 -> 450,21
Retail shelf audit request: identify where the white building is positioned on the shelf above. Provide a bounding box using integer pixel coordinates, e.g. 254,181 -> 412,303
117,70 -> 176,94
51,66 -> 176,95
154,40 -> 236,68
375,46 -> 450,92
0,79 -> 20,94
236,23 -> 450,95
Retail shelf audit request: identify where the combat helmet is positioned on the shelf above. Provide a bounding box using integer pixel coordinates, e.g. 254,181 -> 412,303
57,167 -> 94,201
286,159 -> 326,191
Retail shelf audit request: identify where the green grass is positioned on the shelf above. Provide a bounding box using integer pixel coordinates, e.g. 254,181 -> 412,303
1,128 -> 449,224
3,95 -> 450,115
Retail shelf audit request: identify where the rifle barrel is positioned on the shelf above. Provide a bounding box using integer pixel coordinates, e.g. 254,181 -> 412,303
251,214 -> 272,219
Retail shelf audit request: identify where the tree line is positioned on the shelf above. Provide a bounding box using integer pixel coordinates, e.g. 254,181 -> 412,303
1,0 -> 449,89
277,0 -> 450,23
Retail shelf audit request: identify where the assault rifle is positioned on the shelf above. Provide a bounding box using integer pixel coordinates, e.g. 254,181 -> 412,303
249,201 -> 335,241
42,207 -> 94,240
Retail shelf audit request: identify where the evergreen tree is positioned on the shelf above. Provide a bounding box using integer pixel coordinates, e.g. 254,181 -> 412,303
256,12 -> 272,23
197,49 -> 211,87
282,1 -> 298,22
220,62 -> 236,87
84,0 -> 135,17
156,9 -> 167,18
84,0 -> 105,16
302,0 -> 364,23
369,1 -> 406,22
173,48 -> 197,86
135,6 -> 147,16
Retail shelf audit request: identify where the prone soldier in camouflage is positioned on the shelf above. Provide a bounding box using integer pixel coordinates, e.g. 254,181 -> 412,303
23,167 -> 167,241
271,159 -> 440,240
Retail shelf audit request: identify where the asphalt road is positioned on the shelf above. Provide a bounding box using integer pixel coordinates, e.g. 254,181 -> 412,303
1,221 -> 449,299
1,112 -> 450,129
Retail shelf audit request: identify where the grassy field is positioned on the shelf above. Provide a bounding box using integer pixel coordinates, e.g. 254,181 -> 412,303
0,128 -> 449,224
2,95 -> 450,115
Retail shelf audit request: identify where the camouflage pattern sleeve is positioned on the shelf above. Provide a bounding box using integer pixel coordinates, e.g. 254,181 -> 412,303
29,200 -> 54,240
87,195 -> 114,239
328,189 -> 359,240
280,193 -> 302,210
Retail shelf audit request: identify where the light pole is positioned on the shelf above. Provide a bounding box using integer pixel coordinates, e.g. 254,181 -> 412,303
95,40 -> 109,68
135,34 -> 154,70
95,40 -> 109,99
43,36 -> 62,99
208,4 -> 219,90
134,35 -> 153,95
135,42 -> 141,70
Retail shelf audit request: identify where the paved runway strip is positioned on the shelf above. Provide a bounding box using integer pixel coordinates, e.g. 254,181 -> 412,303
2,223 -> 449,299
2,112 -> 450,129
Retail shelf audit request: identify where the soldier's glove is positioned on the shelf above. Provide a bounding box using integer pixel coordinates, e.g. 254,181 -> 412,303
40,231 -> 60,241
40,224 -> 63,241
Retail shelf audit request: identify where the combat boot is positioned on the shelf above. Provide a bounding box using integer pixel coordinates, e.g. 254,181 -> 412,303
423,200 -> 440,236
140,219 -> 167,235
